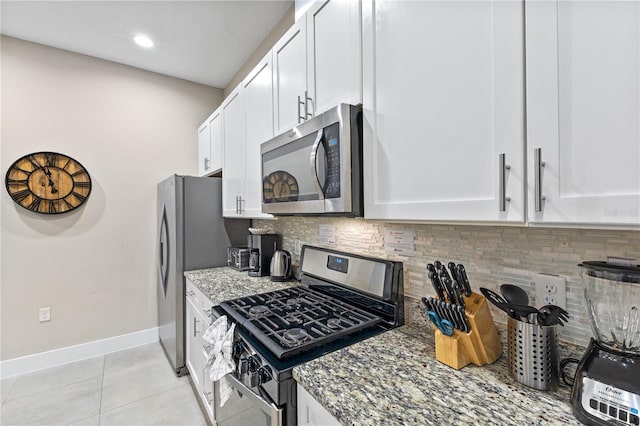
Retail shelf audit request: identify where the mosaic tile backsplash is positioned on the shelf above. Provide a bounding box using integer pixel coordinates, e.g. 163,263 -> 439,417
254,217 -> 639,348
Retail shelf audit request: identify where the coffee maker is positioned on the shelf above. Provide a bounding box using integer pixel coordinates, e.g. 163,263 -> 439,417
247,234 -> 281,277
571,259 -> 640,425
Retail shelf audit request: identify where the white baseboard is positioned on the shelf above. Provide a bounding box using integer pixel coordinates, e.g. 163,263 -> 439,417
0,327 -> 159,379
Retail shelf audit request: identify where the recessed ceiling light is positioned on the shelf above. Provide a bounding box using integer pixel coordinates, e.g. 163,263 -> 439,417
134,35 -> 154,48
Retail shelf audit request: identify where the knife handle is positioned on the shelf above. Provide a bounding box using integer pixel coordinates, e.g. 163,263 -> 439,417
457,264 -> 472,297
451,280 -> 465,308
448,262 -> 460,284
427,270 -> 446,300
457,305 -> 471,333
440,276 -> 456,303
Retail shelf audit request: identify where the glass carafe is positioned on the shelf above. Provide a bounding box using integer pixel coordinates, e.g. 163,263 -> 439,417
580,259 -> 640,354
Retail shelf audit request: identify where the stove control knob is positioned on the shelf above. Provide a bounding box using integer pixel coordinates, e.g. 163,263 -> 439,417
250,372 -> 259,387
239,358 -> 249,374
247,355 -> 261,373
257,367 -> 272,385
232,342 -> 243,359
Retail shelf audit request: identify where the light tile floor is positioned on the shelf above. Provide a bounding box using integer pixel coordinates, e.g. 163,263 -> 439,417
0,343 -> 207,426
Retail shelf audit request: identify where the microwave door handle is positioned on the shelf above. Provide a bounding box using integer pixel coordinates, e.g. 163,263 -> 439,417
309,129 -> 325,200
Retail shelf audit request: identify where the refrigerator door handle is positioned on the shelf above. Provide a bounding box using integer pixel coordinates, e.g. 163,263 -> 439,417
159,206 -> 169,297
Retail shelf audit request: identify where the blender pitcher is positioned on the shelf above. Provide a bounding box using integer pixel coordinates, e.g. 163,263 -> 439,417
571,259 -> 640,426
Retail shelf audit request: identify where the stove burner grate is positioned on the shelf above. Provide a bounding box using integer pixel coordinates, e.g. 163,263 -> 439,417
219,287 -> 383,359
249,305 -> 270,317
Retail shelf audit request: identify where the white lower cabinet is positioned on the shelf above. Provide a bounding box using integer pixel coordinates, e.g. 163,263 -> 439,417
185,281 -> 214,423
297,384 -> 340,426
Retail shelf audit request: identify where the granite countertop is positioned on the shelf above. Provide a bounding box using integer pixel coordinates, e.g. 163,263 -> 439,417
184,267 -> 296,305
184,269 -> 580,425
293,301 -> 582,426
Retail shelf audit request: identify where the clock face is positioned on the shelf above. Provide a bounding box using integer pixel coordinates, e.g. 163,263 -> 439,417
263,171 -> 299,203
5,152 -> 92,214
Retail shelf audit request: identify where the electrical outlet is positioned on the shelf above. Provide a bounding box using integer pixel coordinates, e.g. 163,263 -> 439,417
39,307 -> 51,322
294,239 -> 303,255
534,273 -> 566,309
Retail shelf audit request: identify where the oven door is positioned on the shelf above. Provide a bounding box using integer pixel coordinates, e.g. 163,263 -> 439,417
214,374 -> 283,426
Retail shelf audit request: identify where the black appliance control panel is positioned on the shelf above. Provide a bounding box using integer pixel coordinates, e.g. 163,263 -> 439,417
327,255 -> 349,274
323,122 -> 341,199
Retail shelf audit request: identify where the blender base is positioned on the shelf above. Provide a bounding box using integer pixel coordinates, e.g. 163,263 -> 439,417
571,339 -> 640,425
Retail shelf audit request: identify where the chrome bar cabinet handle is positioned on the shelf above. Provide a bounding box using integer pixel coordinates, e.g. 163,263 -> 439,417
304,90 -> 313,118
534,148 -> 546,212
499,153 -> 511,212
297,95 -> 305,123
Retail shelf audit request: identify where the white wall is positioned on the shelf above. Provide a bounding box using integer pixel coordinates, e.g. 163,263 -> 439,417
0,36 -> 223,360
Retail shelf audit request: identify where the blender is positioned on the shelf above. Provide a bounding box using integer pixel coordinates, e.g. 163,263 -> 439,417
571,259 -> 640,425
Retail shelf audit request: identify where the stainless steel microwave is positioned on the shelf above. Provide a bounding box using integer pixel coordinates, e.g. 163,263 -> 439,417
260,104 -> 363,216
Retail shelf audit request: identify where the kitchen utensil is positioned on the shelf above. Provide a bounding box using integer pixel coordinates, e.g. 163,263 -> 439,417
448,262 -> 461,285
269,249 -> 292,282
428,309 -> 455,336
571,260 -> 640,425
456,264 -> 472,297
456,305 -> 471,333
422,297 -> 454,336
427,266 -> 446,300
500,284 -> 529,306
451,280 -> 465,307
537,305 -> 569,326
439,300 -> 459,330
440,276 -> 456,303
436,261 -> 451,281
479,287 -> 537,320
507,317 -> 559,391
432,291 -> 502,370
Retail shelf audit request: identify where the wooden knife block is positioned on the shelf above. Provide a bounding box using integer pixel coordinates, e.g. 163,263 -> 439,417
433,292 -> 502,370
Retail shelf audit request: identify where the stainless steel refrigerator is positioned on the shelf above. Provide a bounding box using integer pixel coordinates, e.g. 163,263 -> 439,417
157,175 -> 249,376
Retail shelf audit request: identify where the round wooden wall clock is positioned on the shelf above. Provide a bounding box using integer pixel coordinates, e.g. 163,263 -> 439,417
5,152 -> 92,214
263,171 -> 299,203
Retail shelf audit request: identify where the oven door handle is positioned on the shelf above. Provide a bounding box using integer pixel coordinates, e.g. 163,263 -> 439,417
309,129 -> 325,200
222,374 -> 283,426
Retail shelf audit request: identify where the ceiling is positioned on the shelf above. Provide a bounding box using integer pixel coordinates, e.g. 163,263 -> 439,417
0,0 -> 293,88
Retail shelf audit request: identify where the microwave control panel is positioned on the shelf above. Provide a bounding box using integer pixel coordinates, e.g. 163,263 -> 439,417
324,122 -> 341,199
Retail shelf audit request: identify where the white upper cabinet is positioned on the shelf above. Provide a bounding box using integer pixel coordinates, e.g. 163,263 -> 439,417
197,108 -> 222,176
197,120 -> 211,176
273,18 -> 308,135
273,0 -> 362,136
208,110 -> 223,174
243,52 -> 275,219
362,0 -> 525,222
306,0 -> 362,116
526,0 -> 640,227
222,88 -> 246,217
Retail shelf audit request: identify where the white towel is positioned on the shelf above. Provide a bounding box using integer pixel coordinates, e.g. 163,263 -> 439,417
202,315 -> 236,407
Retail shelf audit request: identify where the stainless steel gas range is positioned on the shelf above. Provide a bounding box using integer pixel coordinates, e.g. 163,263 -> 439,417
211,245 -> 404,426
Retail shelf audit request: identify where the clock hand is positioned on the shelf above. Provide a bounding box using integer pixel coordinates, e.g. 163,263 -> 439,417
43,167 -> 58,194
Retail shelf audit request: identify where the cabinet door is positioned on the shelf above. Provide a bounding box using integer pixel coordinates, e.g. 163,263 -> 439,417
208,108 -> 223,174
306,0 -> 362,116
273,18 -> 307,135
526,0 -> 639,226
297,384 -> 340,426
201,370 -> 214,421
222,88 -> 246,217
243,52 -> 275,219
185,297 -> 204,392
362,0 -> 525,222
197,121 -> 211,176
